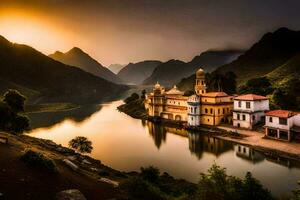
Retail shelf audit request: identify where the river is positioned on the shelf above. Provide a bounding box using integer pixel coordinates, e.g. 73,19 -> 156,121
28,100 -> 300,198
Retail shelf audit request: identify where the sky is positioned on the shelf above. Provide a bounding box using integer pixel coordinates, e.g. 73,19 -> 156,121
1,0 -> 300,66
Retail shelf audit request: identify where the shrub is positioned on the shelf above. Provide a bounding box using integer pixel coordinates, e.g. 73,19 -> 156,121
21,150 -> 57,173
140,166 -> 160,184
124,93 -> 139,104
11,115 -> 30,134
119,176 -> 167,200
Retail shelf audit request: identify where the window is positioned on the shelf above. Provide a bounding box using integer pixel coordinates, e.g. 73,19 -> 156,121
242,115 -> 246,121
205,108 -> 208,113
237,114 -> 240,120
269,117 -> 273,123
246,102 -> 251,109
218,109 -> 220,114
279,118 -> 287,125
194,107 -> 197,113
201,81 -> 204,85
210,108 -> 213,114
191,117 -> 193,121
223,108 -> 225,114
238,146 -> 241,152
238,101 -> 241,107
243,148 -> 246,153
252,115 -> 255,121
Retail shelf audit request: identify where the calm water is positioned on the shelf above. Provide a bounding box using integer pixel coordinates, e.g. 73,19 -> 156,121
28,100 -> 300,198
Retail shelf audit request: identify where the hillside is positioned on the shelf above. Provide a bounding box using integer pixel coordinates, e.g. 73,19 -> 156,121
0,36 -> 128,104
143,50 -> 241,86
267,53 -> 300,86
107,64 -> 125,74
49,48 -> 123,83
117,60 -> 162,85
214,27 -> 300,84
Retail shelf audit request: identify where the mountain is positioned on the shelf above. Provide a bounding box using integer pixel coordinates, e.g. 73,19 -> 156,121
267,53 -> 300,86
143,50 -> 242,86
108,64 -> 125,74
214,27 -> 300,84
117,60 -> 162,85
49,48 -> 123,83
0,35 -> 128,104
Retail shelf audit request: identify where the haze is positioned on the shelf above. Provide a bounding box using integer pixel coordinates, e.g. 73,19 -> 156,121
1,0 -> 300,66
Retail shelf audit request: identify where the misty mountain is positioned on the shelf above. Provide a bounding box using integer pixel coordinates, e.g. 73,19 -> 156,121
108,64 -> 125,74
118,60 -> 162,85
49,47 -> 123,83
214,27 -> 300,84
0,35 -> 128,104
143,50 -> 242,86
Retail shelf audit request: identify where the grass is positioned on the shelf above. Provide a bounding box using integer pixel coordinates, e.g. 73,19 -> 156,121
25,103 -> 80,113
20,149 -> 57,173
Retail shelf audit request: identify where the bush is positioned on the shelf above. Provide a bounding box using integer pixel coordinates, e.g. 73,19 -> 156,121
140,166 -> 160,184
21,150 -> 57,173
69,136 -> 93,154
3,89 -> 26,113
11,115 -> 30,134
119,176 -> 167,200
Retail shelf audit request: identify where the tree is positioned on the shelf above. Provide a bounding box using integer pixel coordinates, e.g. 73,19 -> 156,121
3,89 -> 26,113
69,136 -> 93,154
124,93 -> 139,103
11,115 -> 30,134
206,72 -> 237,94
291,181 -> 300,200
140,166 -> 160,184
141,89 -> 147,99
238,77 -> 273,96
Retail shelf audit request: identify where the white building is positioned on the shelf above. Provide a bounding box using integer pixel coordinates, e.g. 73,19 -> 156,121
233,94 -> 269,129
265,110 -> 300,141
187,95 -> 201,126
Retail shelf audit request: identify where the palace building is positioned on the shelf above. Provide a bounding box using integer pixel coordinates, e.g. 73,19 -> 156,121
144,68 -> 234,126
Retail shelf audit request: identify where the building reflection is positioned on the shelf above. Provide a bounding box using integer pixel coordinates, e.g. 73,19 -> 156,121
234,144 -> 264,164
188,132 -> 233,159
146,121 -> 167,149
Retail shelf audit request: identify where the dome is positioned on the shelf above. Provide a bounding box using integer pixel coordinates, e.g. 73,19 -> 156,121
154,82 -> 161,90
187,94 -> 200,103
196,68 -> 205,76
165,85 -> 184,95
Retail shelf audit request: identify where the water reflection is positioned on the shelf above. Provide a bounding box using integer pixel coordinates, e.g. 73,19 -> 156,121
28,104 -> 102,128
28,100 -> 300,198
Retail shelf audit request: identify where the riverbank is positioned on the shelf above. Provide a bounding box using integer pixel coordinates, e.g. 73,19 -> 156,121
0,131 -> 196,200
118,100 -> 300,162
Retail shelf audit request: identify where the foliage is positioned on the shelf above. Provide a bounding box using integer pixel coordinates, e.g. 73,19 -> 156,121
141,89 -> 147,99
140,166 -> 160,184
206,71 -> 237,94
238,77 -> 274,96
0,90 -> 30,134
196,164 -> 273,200
20,149 -> 57,173
119,176 -> 167,200
11,115 -> 30,134
69,136 -> 93,154
3,89 -> 26,113
124,93 -> 140,104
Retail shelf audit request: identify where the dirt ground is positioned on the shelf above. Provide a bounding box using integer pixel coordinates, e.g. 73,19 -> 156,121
0,137 -> 119,200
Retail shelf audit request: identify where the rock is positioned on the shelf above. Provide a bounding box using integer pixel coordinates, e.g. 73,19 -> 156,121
67,156 -> 77,161
63,159 -> 78,171
82,159 -> 91,165
56,189 -> 86,200
90,167 -> 99,172
99,178 -> 119,187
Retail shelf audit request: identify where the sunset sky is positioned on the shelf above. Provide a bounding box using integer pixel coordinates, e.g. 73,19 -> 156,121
1,0 -> 300,66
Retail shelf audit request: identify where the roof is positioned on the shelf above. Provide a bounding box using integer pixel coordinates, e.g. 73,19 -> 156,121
234,94 -> 268,101
202,92 -> 229,97
265,110 -> 297,118
165,85 -> 184,95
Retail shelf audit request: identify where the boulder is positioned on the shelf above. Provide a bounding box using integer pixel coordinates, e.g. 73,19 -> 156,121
63,159 -> 78,171
56,189 -> 86,200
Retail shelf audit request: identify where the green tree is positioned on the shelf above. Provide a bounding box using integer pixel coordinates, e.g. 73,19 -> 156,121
3,89 -> 26,113
69,136 -> 93,154
238,77 -> 273,96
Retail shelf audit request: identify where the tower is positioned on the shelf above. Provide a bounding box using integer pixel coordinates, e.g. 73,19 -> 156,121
187,95 -> 201,126
152,82 -> 164,117
195,68 -> 206,95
